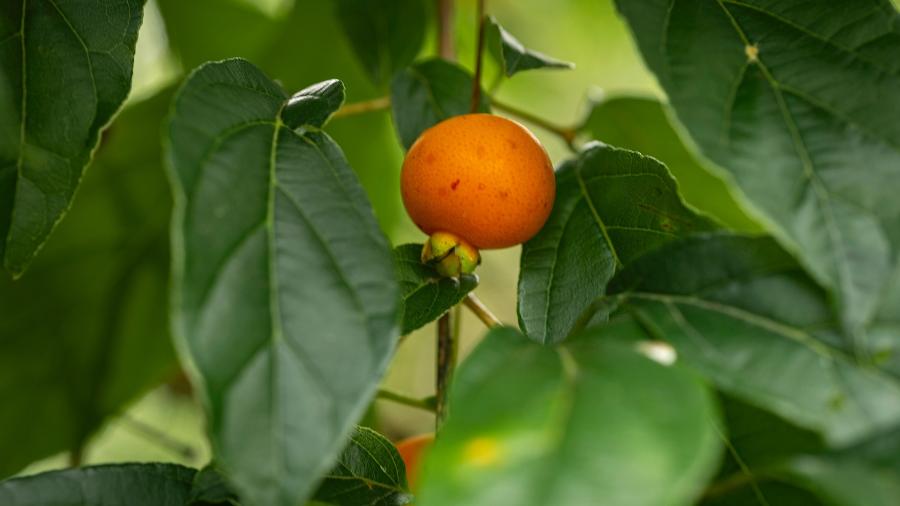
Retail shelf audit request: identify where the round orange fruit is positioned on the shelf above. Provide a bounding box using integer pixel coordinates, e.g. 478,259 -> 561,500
401,114 -> 555,250
396,433 -> 434,491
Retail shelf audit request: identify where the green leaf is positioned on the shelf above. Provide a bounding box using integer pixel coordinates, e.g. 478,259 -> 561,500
395,244 -> 478,335
615,0 -> 900,331
0,0 -> 146,276
0,89 -> 176,477
607,234 -> 900,445
390,58 -> 490,149
486,16 -> 574,77
167,59 -> 400,506
579,96 -> 761,233
416,327 -> 721,506
0,463 -> 196,505
312,426 -> 413,506
281,79 -> 345,129
517,143 -> 716,344
335,0 -> 429,87
188,465 -> 239,505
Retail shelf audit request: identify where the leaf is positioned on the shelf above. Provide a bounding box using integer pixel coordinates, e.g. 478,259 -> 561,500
312,426 -> 413,506
579,96 -> 760,232
188,465 -> 239,505
615,0 -> 900,331
416,327 -> 721,506
281,79 -> 345,129
517,143 -> 716,344
606,233 -> 900,445
0,0 -> 146,276
167,59 -> 400,506
335,0 -> 429,87
485,16 -> 574,77
390,58 -> 490,149
0,89 -> 176,477
394,244 -> 478,335
0,463 -> 196,505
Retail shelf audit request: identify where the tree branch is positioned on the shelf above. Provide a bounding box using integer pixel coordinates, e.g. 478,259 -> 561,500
377,389 -> 436,412
332,96 -> 391,119
436,0 -> 455,60
470,0 -> 487,113
463,293 -> 502,328
491,97 -> 579,151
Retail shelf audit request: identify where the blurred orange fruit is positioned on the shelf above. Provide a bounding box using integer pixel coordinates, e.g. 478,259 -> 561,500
396,432 -> 434,491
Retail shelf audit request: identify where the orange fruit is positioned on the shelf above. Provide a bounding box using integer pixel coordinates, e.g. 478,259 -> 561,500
396,433 -> 434,490
401,114 -> 556,249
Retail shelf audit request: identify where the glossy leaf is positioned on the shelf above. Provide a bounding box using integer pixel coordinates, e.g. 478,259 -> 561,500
335,0 -> 428,87
281,79 -> 345,129
167,59 -> 399,506
390,59 -> 490,149
417,326 -> 721,506
395,244 -> 478,334
580,96 -> 760,232
616,0 -> 900,330
188,465 -> 239,505
486,16 -> 574,77
0,89 -> 176,477
517,143 -> 715,344
607,234 -> 900,445
0,0 -> 146,276
312,426 -> 413,506
0,464 -> 196,505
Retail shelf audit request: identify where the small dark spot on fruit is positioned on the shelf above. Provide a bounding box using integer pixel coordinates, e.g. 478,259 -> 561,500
426,153 -> 436,164
476,145 -> 486,158
478,183 -> 486,190
451,179 -> 460,190
498,190 -> 509,199
506,139 -> 518,150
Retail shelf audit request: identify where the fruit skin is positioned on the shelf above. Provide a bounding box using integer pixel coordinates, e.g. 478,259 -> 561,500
396,433 -> 434,491
401,114 -> 556,249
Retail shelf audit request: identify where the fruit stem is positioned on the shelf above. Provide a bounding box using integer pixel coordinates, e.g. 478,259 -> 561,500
331,96 -> 391,119
463,293 -> 502,328
377,389 -> 437,412
470,0 -> 487,113
435,312 -> 455,429
490,97 -> 579,152
436,0 -> 456,60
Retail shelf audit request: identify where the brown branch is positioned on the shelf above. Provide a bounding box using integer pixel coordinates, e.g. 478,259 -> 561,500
463,293 -> 502,328
469,0 -> 487,113
436,0 -> 456,60
435,312 -> 456,429
377,389 -> 436,412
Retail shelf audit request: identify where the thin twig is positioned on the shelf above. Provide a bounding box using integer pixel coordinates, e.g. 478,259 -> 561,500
491,97 -> 579,151
436,0 -> 455,60
470,0 -> 487,113
435,313 -> 454,429
331,96 -> 391,119
377,389 -> 436,412
121,415 -> 196,460
463,293 -> 502,328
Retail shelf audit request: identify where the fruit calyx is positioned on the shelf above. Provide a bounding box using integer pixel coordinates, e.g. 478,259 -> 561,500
421,231 -> 481,278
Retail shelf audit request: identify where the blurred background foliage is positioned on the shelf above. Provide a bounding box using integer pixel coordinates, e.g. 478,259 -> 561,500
4,0 -> 762,475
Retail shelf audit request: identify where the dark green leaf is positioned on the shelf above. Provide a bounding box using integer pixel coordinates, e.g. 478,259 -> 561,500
517,143 -> 716,344
335,0 -> 429,87
607,234 -> 900,445
281,79 -> 345,129
0,89 -> 175,477
579,96 -> 761,232
417,327 -> 721,506
486,16 -> 574,77
0,0 -> 146,276
0,464 -> 196,505
313,426 -> 413,506
188,465 -> 239,505
395,244 -> 478,334
167,59 -> 400,506
390,59 -> 490,149
616,0 -> 900,330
